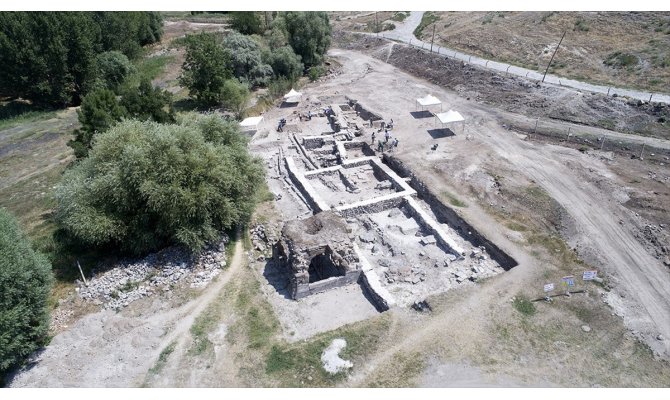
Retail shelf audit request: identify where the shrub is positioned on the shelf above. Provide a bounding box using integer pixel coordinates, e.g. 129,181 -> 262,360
512,295 -> 537,316
95,51 -> 135,93
120,78 -> 175,124
220,78 -> 250,117
0,208 -> 54,374
603,51 -> 639,69
69,88 -> 126,158
308,66 -> 325,82
573,18 -> 590,32
55,115 -> 264,255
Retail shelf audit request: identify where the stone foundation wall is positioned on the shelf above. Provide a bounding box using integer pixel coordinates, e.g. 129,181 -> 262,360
403,197 -> 465,256
293,270 -> 361,299
335,192 -> 409,217
383,155 -> 519,270
284,157 -> 331,213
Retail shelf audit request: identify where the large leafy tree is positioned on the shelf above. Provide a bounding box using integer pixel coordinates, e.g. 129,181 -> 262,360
0,208 -> 53,374
55,114 -> 265,255
229,12 -> 263,35
222,32 -> 273,87
282,12 -> 331,67
179,32 -> 233,107
265,45 -> 303,81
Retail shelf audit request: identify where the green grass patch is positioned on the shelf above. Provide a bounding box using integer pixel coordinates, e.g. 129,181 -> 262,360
148,341 -> 177,375
0,110 -> 58,131
122,54 -> 176,90
367,351 -> 425,387
391,12 -> 409,22
441,191 -> 466,208
505,221 -> 527,232
573,18 -> 590,32
512,294 -> 537,316
603,51 -> 639,69
413,11 -> 440,38
597,119 -> 616,130
264,315 -> 392,387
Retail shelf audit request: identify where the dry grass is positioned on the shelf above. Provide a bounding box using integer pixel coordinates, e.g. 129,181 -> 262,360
418,11 -> 670,92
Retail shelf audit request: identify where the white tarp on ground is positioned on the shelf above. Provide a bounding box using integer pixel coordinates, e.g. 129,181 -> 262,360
283,88 -> 302,103
416,94 -> 441,107
240,116 -> 263,131
435,110 -> 464,124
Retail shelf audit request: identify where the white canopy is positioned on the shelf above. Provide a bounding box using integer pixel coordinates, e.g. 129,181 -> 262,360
435,110 -> 464,124
416,94 -> 441,107
283,89 -> 302,103
434,110 -> 465,134
240,116 -> 263,131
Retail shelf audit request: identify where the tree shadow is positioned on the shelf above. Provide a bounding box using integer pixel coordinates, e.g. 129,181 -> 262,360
410,110 -> 433,119
427,128 -> 455,139
172,98 -> 200,112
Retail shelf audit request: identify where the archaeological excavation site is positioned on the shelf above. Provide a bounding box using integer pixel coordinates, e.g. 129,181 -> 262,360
5,10 -> 670,389
259,95 -> 517,315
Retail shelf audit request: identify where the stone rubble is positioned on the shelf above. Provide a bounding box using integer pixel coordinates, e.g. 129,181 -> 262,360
78,235 -> 228,310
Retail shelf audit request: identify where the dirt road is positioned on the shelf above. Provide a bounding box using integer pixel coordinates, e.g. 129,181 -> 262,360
8,237 -> 244,387
310,47 -> 669,358
380,12 -> 670,104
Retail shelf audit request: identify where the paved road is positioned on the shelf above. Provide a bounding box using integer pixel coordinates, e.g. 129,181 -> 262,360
377,12 -> 670,104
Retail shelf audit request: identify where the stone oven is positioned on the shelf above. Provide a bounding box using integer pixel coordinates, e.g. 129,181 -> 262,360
273,211 -> 361,299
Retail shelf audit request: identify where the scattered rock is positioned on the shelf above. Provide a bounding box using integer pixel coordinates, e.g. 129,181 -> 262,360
359,231 -> 376,243
657,334 -> 665,341
420,235 -> 436,246
581,325 -> 591,332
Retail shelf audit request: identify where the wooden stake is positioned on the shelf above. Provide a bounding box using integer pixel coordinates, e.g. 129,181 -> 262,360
431,24 -> 436,52
77,260 -> 88,286
542,30 -> 566,83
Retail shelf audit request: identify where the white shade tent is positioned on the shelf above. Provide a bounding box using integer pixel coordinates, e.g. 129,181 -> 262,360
240,116 -> 263,135
416,94 -> 442,112
434,110 -> 465,133
283,89 -> 302,103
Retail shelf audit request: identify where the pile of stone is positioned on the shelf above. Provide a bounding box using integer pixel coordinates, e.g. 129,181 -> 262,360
382,260 -> 426,285
251,223 -> 277,254
77,237 -> 228,310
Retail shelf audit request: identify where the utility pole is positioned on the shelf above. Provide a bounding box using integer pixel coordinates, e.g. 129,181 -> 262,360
431,24 -> 436,52
542,30 -> 566,83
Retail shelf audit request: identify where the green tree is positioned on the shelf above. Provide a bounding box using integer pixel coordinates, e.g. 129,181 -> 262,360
68,88 -> 126,158
95,51 -> 135,93
0,12 -> 163,107
220,79 -> 250,117
179,32 -> 233,107
55,115 -> 265,255
283,12 -> 331,67
229,12 -> 263,35
266,45 -> 303,81
222,32 -> 273,87
0,208 -> 53,374
120,78 -> 175,124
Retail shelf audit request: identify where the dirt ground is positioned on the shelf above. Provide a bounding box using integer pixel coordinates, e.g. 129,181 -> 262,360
402,11 -> 670,93
6,17 -> 670,388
